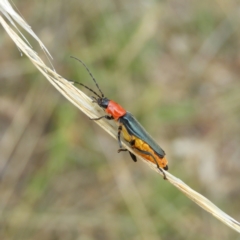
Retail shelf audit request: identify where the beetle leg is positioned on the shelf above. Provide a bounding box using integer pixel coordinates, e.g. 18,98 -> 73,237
117,131 -> 137,162
128,151 -> 137,162
117,124 -> 132,158
117,125 -> 123,148
133,148 -> 167,180
90,115 -> 113,120
117,149 -> 137,162
118,148 -> 127,152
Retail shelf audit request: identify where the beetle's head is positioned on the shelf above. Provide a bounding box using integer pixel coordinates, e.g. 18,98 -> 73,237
70,56 -> 107,109
92,96 -> 109,109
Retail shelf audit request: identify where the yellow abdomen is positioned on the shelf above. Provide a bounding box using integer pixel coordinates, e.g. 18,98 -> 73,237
121,126 -> 168,169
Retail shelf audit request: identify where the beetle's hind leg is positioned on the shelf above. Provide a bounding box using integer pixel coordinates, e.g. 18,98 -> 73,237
133,148 -> 167,180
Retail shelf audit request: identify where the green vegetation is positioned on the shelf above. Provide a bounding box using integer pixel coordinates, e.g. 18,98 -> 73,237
0,1 -> 240,239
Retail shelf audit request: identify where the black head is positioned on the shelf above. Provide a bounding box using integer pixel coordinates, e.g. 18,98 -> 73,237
96,97 -> 109,109
70,56 -> 107,108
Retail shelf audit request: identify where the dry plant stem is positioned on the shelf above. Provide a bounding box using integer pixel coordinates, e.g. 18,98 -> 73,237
0,1 -> 240,234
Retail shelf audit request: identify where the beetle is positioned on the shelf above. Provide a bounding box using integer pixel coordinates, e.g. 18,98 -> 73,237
71,56 -> 168,179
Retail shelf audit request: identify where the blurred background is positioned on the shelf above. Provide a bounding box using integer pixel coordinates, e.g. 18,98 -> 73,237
0,0 -> 240,239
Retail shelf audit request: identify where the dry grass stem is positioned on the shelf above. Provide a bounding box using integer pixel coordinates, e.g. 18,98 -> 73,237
1,0 -> 240,234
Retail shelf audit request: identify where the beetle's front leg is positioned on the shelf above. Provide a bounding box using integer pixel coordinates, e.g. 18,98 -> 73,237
90,115 -> 114,121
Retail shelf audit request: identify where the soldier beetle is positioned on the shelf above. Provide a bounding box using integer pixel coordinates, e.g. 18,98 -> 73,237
71,56 -> 168,179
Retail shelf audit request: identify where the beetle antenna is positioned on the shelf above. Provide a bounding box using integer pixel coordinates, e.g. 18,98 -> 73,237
70,80 -> 102,98
70,56 -> 104,98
